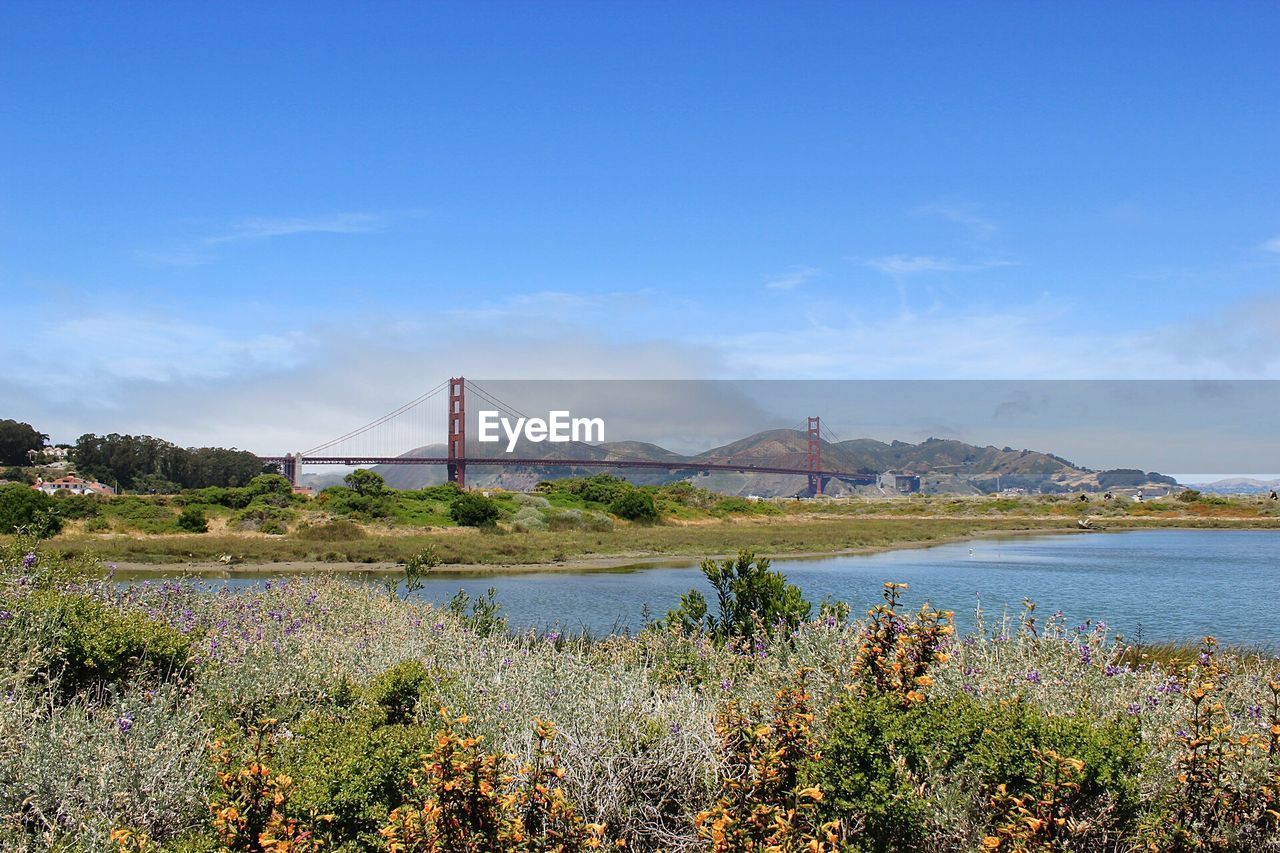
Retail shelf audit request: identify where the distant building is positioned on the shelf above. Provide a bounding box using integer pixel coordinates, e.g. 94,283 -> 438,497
878,472 -> 921,494
291,485 -> 316,497
33,475 -> 115,497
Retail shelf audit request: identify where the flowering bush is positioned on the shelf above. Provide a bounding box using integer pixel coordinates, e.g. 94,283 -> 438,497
381,710 -> 611,852
2,533 -> 1279,851
695,673 -> 842,851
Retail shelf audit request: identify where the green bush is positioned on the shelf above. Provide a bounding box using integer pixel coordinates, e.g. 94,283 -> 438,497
50,492 -> 101,520
317,485 -> 393,520
810,693 -> 1146,851
663,550 -> 811,642
610,489 -> 658,522
101,496 -> 179,534
0,483 -> 62,536
176,505 -> 209,533
277,704 -> 437,846
449,492 -> 501,527
230,503 -> 294,533
83,515 -> 111,532
364,659 -> 434,725
1176,489 -> 1201,502
12,590 -> 196,693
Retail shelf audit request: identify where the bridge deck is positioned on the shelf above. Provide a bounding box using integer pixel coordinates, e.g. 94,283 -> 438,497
260,455 -> 877,483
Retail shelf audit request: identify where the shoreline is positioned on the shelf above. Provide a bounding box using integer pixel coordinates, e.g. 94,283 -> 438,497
108,525 -> 1098,577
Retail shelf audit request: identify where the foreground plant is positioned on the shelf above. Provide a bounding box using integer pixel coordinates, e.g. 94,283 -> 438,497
984,748 -> 1086,851
696,672 -> 842,852
849,582 -> 953,706
209,719 -> 328,852
382,709 -> 612,852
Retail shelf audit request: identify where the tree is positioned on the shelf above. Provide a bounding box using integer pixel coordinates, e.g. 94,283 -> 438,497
664,550 -> 811,642
610,489 -> 659,522
449,492 -> 501,527
0,419 -> 47,466
344,468 -> 387,498
0,483 -> 62,536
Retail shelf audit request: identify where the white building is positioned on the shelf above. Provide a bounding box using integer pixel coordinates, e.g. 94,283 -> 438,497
33,475 -> 115,497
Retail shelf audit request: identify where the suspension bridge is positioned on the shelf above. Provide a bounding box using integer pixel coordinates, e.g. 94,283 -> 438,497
259,378 -> 877,496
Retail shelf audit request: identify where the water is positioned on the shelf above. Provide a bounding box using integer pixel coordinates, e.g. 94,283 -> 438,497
137,530 -> 1280,648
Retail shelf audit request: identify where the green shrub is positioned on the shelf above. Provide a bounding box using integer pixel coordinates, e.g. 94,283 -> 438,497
231,503 -> 294,533
364,659 -> 434,725
1176,489 -> 1201,502
810,693 -> 1146,851
50,492 -> 101,520
12,590 -> 196,693
610,489 -> 658,522
511,506 -> 548,532
277,706 -> 437,847
83,515 -> 111,532
663,550 -> 811,642
317,485 -> 392,520
449,492 -> 501,527
101,496 -> 179,534
176,506 -> 209,533
0,483 -> 61,536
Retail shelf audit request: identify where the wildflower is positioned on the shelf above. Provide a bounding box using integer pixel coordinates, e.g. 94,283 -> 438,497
1025,670 -> 1041,685
117,712 -> 134,734
546,631 -> 561,643
1126,703 -> 1141,716
1077,644 -> 1093,665
0,610 -> 11,622
719,679 -> 734,691
1247,704 -> 1262,720
1104,664 -> 1121,676
21,553 -> 36,569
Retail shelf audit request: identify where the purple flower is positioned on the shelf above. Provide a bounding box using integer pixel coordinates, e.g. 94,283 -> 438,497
1025,669 -> 1041,684
0,610 -> 10,622
1104,665 -> 1121,677
1078,645 -> 1094,665
21,553 -> 36,569
670,722 -> 683,735
719,679 -> 734,691
1126,703 -> 1142,716
546,631 -> 561,643
116,712 -> 134,733
1247,704 -> 1262,720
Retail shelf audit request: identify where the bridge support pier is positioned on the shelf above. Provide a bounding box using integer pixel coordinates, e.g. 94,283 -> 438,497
447,377 -> 466,488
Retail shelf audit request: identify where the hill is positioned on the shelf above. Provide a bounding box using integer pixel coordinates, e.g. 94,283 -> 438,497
358,429 -> 1179,497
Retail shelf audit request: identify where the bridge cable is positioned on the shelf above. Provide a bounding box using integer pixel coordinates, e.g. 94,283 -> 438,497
301,379 -> 449,456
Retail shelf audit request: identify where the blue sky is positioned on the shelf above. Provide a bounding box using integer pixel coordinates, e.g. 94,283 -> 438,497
2,1 -> 1280,450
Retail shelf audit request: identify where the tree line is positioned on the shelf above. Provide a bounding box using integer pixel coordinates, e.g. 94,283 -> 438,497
71,433 -> 270,492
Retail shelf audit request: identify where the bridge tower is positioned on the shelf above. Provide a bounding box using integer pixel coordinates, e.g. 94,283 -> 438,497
447,377 -> 466,488
807,416 -> 822,497
281,453 -> 298,487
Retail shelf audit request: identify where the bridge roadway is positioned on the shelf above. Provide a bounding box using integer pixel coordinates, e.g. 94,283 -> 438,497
259,455 -> 877,484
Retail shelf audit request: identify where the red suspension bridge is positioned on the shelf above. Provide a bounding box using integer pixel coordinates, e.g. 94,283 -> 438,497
260,378 -> 876,496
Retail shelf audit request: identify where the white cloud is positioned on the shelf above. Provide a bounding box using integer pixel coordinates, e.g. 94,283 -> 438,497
1262,236 -> 1280,253
861,255 -> 1016,277
764,265 -> 821,290
206,212 -> 389,244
